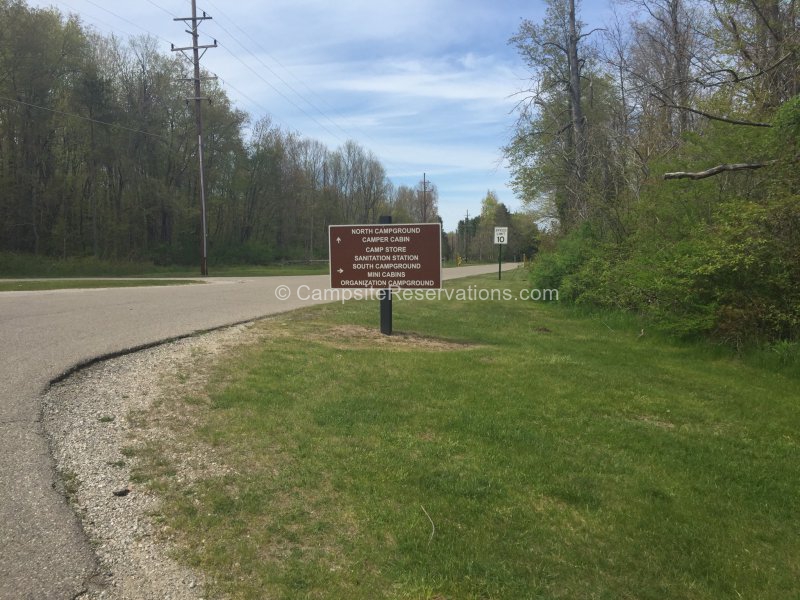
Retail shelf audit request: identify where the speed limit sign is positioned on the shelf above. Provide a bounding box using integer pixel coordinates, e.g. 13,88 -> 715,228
494,227 -> 508,245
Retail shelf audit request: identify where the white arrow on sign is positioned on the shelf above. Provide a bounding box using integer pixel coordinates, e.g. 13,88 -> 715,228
336,237 -> 341,244
337,268 -> 344,273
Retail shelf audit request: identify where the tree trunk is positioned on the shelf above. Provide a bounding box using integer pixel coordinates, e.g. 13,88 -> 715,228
567,0 -> 587,218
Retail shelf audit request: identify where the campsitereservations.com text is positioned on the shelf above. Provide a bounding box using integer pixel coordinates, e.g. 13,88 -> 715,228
274,285 -> 559,303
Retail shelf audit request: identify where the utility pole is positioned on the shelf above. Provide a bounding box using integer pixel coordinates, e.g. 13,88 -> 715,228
172,1 -> 217,276
464,209 -> 469,260
422,172 -> 427,222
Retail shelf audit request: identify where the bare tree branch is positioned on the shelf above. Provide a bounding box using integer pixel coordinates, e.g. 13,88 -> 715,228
745,0 -> 780,42
578,27 -> 607,41
541,40 -> 568,54
693,52 -> 795,88
649,93 -> 772,126
663,160 -> 777,179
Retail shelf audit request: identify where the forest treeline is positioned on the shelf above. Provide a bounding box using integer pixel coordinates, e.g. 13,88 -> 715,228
508,0 -> 799,345
452,190 -> 540,263
0,0 -> 457,266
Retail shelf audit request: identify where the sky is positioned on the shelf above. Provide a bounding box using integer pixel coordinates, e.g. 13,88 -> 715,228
28,0 -> 616,231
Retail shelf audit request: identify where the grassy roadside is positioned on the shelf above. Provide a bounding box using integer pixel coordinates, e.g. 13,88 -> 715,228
0,251 -> 328,278
0,279 -> 203,292
131,271 -> 800,599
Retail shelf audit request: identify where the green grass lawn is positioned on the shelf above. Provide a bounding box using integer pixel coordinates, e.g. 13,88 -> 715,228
0,251 -> 328,278
0,279 -> 203,292
132,271 -> 800,599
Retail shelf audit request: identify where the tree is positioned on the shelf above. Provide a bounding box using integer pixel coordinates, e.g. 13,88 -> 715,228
708,0 -> 799,110
455,213 -> 480,261
518,0 -> 800,345
626,0 -> 702,138
0,1 -> 407,267
387,185 -> 416,223
0,1 -> 89,255
509,210 -> 540,260
415,177 -> 439,222
475,191 -> 500,260
614,0 -> 798,180
507,0 -> 611,230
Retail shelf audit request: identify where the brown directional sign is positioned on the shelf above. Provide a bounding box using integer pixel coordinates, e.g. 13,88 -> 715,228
329,223 -> 442,289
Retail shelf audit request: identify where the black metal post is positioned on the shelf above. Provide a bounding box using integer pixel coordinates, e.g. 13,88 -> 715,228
498,244 -> 502,280
380,288 -> 392,335
379,215 -> 392,335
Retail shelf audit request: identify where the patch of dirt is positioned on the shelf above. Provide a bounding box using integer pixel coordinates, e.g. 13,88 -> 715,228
634,414 -> 676,429
318,324 -> 478,351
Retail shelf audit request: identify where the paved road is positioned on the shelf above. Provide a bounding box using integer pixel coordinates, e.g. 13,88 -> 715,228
0,264 -> 518,599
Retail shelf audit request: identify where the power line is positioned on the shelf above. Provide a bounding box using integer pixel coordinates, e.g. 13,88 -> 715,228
127,10 -> 295,132
0,94 -> 168,141
200,0 -> 375,144
143,0 -> 177,19
211,39 -> 343,142
25,1 -> 293,138
200,3 -> 352,141
48,0 -> 138,39
209,72 -> 287,129
72,0 -> 344,141
41,0 -> 359,145
57,0 -> 174,46
85,0 -> 160,37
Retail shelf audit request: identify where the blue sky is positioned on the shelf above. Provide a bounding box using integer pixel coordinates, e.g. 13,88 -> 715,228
30,0 -> 615,230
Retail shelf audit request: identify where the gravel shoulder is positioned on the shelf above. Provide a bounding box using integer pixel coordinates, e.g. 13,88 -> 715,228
42,322 -> 263,600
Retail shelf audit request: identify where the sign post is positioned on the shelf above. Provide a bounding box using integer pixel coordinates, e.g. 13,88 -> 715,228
329,222 -> 442,335
378,216 -> 392,335
494,227 -> 508,280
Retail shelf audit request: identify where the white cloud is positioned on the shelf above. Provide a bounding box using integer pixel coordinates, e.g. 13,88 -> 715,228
27,0 -> 584,228
326,57 -> 516,103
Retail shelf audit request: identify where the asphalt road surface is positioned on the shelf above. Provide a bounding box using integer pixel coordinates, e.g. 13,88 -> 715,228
0,264 -> 517,599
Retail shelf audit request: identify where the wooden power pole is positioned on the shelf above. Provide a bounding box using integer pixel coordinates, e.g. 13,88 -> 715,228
172,0 -> 217,276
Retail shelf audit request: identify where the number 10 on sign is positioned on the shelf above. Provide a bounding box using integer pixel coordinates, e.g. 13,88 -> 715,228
494,227 -> 508,280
